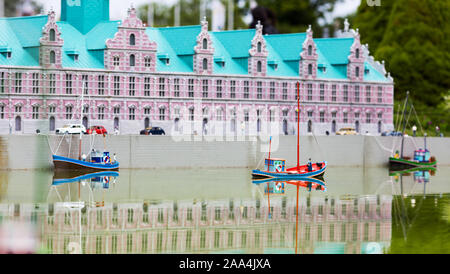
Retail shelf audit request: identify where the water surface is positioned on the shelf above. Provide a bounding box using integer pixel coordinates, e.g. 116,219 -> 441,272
0,167 -> 449,254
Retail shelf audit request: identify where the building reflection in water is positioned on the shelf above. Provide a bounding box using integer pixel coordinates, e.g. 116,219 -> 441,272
0,171 -> 395,254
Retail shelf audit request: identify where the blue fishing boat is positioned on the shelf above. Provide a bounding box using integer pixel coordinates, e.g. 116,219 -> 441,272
50,82 -> 119,173
53,150 -> 119,172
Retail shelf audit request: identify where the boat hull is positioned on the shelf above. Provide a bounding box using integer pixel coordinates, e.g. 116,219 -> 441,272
389,157 -> 437,171
252,162 -> 327,180
53,155 -> 119,172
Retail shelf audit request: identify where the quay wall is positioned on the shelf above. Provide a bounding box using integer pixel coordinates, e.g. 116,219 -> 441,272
0,135 -> 448,170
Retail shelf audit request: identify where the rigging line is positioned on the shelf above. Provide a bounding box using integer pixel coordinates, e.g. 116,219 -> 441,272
311,131 -> 326,161
405,135 -> 419,151
373,136 -> 394,154
405,105 -> 413,133
398,96 -> 409,133
54,133 -> 67,156
411,105 -> 425,135
394,102 -> 402,132
68,134 -> 72,158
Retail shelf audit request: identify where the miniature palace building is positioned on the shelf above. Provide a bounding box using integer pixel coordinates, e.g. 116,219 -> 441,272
0,0 -> 394,136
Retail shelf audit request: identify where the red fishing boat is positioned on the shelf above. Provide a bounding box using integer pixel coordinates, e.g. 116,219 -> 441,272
252,82 -> 327,179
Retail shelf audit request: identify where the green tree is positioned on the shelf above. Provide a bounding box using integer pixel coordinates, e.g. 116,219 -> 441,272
353,0 -> 450,107
254,0 -> 344,36
4,0 -> 42,17
353,0 -> 450,134
137,0 -> 247,29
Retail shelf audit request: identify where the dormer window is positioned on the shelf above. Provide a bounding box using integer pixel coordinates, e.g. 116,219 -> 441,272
356,66 -> 360,78
356,48 -> 360,59
130,54 -> 135,67
74,54 -> 79,62
202,38 -> 208,50
202,58 -> 208,70
308,45 -> 312,56
214,57 -> 225,68
257,61 -> 262,73
308,64 -> 313,75
257,42 -> 262,53
49,29 -> 56,42
130,34 -> 136,46
158,53 -> 170,65
6,52 -> 11,59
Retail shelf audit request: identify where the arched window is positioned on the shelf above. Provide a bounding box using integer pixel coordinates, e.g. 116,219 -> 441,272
114,117 -> 120,130
130,34 -> 136,46
49,29 -> 56,42
356,48 -> 360,59
49,116 -> 56,131
202,58 -> 208,70
130,54 -> 135,67
308,45 -> 312,56
15,116 -> 21,132
257,42 -> 262,53
50,51 -> 56,64
355,66 -> 360,78
202,38 -> 208,50
308,64 -> 313,75
257,61 -> 262,73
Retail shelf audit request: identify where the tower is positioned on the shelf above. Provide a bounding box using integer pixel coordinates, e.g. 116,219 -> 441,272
61,0 -> 110,34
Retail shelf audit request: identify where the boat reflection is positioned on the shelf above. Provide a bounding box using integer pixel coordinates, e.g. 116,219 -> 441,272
253,177 -> 327,193
52,171 -> 119,190
253,177 -> 327,254
49,170 -> 119,209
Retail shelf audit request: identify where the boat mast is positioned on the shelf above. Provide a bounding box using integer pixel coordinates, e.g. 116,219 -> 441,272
79,82 -> 85,160
400,91 -> 410,158
267,136 -> 272,171
297,82 -> 300,169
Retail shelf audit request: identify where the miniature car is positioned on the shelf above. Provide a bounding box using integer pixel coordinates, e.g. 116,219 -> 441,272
381,131 -> 403,136
336,128 -> 358,135
140,127 -> 166,135
87,126 -> 108,135
56,124 -> 86,135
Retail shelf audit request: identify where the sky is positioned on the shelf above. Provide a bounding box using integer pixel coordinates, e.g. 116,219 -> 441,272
37,0 -> 361,24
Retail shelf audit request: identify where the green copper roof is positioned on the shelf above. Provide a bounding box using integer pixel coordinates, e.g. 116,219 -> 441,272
0,13 -> 390,82
158,25 -> 201,55
86,20 -> 120,50
0,16 -> 43,67
146,27 -> 192,73
5,15 -> 47,48
315,38 -> 354,65
57,21 -> 105,69
265,33 -> 306,61
213,29 -> 255,58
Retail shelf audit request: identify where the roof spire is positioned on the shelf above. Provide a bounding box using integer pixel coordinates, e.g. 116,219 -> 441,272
201,16 -> 208,31
344,18 -> 350,32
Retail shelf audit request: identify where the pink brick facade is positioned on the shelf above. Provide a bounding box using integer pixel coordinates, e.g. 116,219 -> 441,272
0,8 -> 394,136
